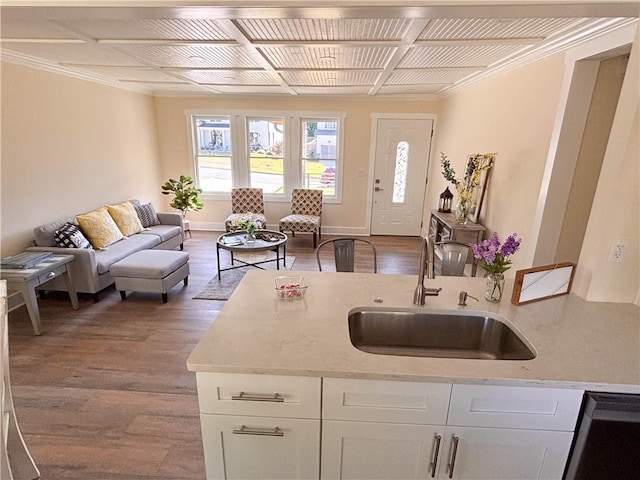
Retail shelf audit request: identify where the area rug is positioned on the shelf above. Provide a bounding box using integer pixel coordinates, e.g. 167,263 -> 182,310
194,253 -> 296,301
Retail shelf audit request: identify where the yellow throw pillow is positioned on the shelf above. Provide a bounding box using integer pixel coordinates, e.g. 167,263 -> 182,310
76,206 -> 124,250
107,201 -> 144,236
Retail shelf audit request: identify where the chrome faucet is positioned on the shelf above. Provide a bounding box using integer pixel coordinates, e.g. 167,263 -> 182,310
413,236 -> 441,305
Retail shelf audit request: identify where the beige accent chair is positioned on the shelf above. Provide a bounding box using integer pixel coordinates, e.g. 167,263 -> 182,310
279,189 -> 323,248
225,188 -> 267,232
315,237 -> 377,273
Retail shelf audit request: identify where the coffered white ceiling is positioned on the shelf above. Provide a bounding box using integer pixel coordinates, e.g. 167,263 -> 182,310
1,2 -> 638,97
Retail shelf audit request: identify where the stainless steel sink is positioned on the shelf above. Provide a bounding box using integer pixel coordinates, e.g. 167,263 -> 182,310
348,308 -> 536,360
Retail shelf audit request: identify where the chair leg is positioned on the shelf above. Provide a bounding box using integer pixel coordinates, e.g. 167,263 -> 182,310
313,232 -> 317,249
162,293 -> 168,303
120,291 -> 127,301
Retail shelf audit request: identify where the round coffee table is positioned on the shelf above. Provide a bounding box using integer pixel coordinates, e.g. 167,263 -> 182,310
216,230 -> 288,280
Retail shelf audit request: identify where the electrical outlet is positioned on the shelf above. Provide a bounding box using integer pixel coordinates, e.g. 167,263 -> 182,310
608,241 -> 628,263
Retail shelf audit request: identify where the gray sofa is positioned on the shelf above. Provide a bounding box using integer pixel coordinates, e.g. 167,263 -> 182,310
27,199 -> 184,300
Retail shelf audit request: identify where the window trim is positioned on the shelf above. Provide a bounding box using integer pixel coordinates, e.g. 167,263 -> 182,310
186,109 -> 345,204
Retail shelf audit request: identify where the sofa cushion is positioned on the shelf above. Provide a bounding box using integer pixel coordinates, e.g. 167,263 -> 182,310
94,234 -> 161,275
111,250 -> 189,279
107,201 -> 144,236
54,222 -> 93,249
139,224 -> 183,243
134,202 -> 161,228
33,217 -> 76,247
76,206 -> 124,250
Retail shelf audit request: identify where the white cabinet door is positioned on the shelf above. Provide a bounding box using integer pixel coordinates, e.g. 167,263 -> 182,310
321,420 -> 443,480
438,427 -> 574,480
200,414 -> 320,480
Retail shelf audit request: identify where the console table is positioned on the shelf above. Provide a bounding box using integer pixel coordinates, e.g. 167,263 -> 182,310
0,254 -> 78,335
428,210 -> 486,276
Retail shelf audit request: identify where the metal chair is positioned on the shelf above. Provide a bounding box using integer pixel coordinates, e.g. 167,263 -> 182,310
279,189 -> 323,248
225,188 -> 267,232
315,237 -> 377,273
438,241 -> 472,276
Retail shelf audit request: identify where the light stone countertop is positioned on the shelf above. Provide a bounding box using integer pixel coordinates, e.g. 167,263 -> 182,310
187,270 -> 640,393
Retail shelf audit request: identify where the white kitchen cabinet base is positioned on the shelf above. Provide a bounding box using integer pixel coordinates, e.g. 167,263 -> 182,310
438,427 -> 574,480
321,420 -> 441,480
200,414 -> 320,480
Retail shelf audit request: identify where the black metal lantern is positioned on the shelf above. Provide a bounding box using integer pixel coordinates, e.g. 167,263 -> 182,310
438,187 -> 453,213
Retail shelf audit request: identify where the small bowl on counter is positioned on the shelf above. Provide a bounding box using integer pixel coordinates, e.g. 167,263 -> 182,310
274,275 -> 308,299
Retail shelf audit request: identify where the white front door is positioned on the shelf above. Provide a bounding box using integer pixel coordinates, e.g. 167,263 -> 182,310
370,118 -> 433,236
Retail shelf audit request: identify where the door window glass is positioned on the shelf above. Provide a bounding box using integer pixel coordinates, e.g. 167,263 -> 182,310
393,141 -> 408,203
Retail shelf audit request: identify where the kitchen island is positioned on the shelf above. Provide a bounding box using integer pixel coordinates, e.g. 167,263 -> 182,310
187,270 -> 640,479
188,270 -> 639,391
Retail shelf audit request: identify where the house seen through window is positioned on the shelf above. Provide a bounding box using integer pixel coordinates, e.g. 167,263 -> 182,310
190,112 -> 343,201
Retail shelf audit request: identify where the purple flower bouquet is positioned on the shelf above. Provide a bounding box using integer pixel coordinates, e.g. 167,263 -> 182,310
470,232 -> 521,275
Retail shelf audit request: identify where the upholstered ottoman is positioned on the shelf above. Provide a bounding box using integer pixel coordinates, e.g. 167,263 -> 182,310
111,250 -> 189,303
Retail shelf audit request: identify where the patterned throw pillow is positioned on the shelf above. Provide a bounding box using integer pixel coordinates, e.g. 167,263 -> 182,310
107,201 -> 144,236
134,202 -> 161,228
76,206 -> 124,250
54,222 -> 93,249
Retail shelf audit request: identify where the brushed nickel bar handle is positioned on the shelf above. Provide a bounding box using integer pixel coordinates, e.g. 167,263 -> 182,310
232,425 -> 284,437
447,435 -> 459,479
231,391 -> 284,402
430,434 -> 442,478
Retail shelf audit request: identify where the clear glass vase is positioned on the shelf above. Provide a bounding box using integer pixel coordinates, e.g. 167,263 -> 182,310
245,230 -> 256,245
484,273 -> 505,302
454,198 -> 469,224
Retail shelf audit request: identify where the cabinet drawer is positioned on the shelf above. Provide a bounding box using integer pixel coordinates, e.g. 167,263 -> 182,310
448,384 -> 584,431
323,378 -> 451,425
38,266 -> 64,285
196,372 -> 321,419
200,414 -> 320,480
450,229 -> 481,245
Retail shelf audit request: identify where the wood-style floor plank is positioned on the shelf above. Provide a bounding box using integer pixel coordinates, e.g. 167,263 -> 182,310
7,231 -> 422,479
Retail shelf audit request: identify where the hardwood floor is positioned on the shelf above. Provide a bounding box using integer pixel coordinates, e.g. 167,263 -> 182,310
7,231 -> 422,479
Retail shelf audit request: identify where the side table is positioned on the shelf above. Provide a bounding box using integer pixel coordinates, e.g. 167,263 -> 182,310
428,210 -> 486,276
2,280 -> 41,478
0,254 -> 79,335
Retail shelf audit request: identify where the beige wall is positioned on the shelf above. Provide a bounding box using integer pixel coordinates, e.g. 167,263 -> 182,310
153,96 -> 438,231
0,63 -> 163,256
573,26 -> 640,303
555,56 -> 626,264
429,26 -> 639,303
427,53 -> 567,274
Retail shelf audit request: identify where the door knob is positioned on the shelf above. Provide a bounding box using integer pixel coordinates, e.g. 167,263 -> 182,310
374,186 -> 384,192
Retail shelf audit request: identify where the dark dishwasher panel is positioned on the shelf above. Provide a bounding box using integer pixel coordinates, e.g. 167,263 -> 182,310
564,392 -> 640,480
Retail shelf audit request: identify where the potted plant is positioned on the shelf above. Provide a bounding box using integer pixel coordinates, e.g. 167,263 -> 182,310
161,175 -> 203,219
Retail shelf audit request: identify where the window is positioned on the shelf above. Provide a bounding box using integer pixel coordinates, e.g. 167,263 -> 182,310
193,117 -> 232,193
248,118 -> 285,194
301,119 -> 338,197
189,111 -> 344,201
